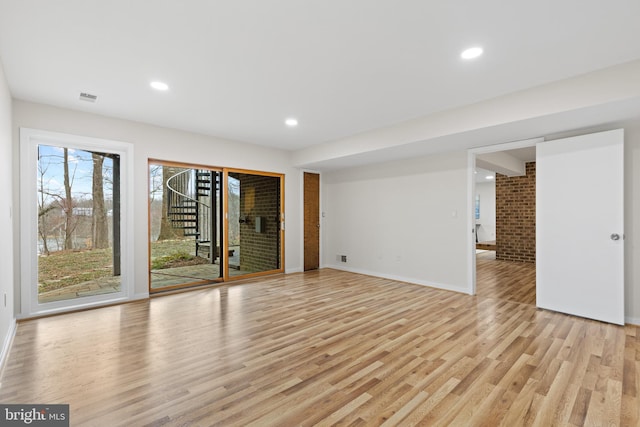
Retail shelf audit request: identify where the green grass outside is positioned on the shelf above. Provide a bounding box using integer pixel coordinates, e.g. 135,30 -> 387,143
38,248 -> 114,293
38,239 -> 197,294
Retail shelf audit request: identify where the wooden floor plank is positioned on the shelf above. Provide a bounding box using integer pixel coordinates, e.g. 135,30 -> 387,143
0,256 -> 637,426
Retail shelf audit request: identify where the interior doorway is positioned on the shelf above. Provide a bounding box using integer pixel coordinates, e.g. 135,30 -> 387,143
469,139 -> 539,303
470,130 -> 625,324
474,167 -> 496,251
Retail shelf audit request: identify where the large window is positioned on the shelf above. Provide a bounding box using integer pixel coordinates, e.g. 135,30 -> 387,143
36,145 -> 120,304
21,129 -> 133,316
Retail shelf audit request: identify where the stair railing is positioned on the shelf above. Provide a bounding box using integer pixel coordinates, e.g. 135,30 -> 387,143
166,169 -> 211,253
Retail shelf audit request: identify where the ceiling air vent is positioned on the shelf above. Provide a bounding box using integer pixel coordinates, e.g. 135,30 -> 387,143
79,92 -> 97,103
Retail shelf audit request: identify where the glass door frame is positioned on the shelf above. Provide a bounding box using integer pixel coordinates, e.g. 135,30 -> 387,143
19,128 -> 135,317
223,168 -> 285,282
148,159 -> 225,293
148,161 -> 285,293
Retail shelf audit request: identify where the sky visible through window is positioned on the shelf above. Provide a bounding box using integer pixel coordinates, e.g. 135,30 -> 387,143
38,144 -> 113,205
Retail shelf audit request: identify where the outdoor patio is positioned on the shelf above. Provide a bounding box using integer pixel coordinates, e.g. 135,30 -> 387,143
38,275 -> 121,304
38,253 -> 252,303
150,262 -> 251,289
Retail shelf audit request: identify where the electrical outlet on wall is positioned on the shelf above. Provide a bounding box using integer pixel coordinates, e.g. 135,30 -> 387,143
341,255 -> 347,263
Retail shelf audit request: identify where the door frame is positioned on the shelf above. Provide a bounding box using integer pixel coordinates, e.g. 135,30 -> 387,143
224,168 -> 286,281
466,138 -> 541,295
147,159 -> 225,293
19,128 -> 135,318
147,161 -> 286,292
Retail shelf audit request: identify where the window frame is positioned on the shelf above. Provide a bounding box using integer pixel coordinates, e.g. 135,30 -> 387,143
19,128 -> 135,317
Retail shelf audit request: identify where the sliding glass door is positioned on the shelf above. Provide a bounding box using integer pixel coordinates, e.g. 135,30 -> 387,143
149,162 -> 223,291
226,171 -> 282,277
148,162 -> 282,292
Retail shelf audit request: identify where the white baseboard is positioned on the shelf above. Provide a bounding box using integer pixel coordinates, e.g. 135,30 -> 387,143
132,292 -> 149,301
625,316 -> 640,326
18,293 -> 150,319
285,267 -> 304,274
0,319 -> 17,376
324,264 -> 469,294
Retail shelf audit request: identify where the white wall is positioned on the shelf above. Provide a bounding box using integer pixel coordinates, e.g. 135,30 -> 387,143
626,120 -> 640,324
0,58 -> 15,364
12,100 -> 302,316
476,181 -> 496,242
322,151 -> 470,293
320,120 -> 640,323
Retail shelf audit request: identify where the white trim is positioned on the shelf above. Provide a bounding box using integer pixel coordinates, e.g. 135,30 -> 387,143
132,292 -> 149,301
470,137 -> 544,155
0,319 -> 16,376
466,138 -> 542,296
324,264 -> 470,295
19,128 -> 135,317
626,317 -> 640,326
14,292 -> 149,320
466,151 -> 476,295
16,297 -> 131,318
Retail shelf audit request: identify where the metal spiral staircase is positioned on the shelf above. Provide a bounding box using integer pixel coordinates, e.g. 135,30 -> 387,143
166,169 -> 221,262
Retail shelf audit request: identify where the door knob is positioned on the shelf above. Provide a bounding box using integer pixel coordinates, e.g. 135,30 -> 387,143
611,233 -> 620,241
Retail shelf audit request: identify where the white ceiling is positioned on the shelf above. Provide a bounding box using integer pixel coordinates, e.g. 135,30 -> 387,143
1,1 -> 640,153
502,147 -> 536,163
475,168 -> 495,184
475,147 -> 534,182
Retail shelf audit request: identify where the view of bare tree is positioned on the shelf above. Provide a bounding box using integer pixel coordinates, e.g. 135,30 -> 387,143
62,148 -> 76,250
37,145 -> 114,253
91,153 -> 108,249
37,149 -> 53,255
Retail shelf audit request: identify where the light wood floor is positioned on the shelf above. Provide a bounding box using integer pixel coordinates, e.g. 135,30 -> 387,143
2,259 -> 638,426
476,251 -> 536,306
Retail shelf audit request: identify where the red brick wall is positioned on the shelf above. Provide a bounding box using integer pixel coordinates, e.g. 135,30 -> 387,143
237,173 -> 281,272
495,162 -> 535,263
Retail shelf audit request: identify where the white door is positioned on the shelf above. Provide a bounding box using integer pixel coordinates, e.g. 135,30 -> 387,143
537,129 -> 624,325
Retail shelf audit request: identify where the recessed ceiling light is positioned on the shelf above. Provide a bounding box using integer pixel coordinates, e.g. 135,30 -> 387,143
285,118 -> 298,127
461,47 -> 483,60
485,175 -> 494,180
150,81 -> 169,91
